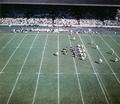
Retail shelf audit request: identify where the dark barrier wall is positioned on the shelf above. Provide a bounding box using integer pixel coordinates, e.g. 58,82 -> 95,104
0,0 -> 120,5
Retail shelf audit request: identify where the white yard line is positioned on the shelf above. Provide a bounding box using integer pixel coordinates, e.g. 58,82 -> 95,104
68,35 -> 85,104
90,35 -> 120,84
6,34 -> 38,104
0,34 -> 16,53
32,34 -> 48,104
99,35 -> 120,60
0,34 -> 27,74
78,35 -> 111,104
109,36 -> 120,48
57,34 -> 60,104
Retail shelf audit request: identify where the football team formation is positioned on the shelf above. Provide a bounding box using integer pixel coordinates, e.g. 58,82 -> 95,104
0,31 -> 120,104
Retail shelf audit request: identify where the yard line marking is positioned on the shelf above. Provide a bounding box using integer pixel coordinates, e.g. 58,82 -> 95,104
74,73 -> 81,75
16,72 -> 24,75
35,72 -> 44,75
90,35 -> 120,84
68,35 -> 85,104
57,34 -> 60,104
109,36 -> 120,48
99,35 -> 120,60
32,34 -> 48,104
0,34 -> 16,53
6,33 -> 38,104
93,72 -> 98,75
0,34 -> 27,73
78,35 -> 111,104
92,73 -> 119,75
1,71 -> 120,75
56,73 -> 63,75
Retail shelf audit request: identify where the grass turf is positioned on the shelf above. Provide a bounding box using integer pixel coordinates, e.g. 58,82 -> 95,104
0,32 -> 120,104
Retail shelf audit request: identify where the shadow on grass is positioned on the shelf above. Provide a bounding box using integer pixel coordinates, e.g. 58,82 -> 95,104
94,61 -> 100,64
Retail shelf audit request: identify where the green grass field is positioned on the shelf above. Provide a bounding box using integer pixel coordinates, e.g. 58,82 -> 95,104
0,32 -> 120,104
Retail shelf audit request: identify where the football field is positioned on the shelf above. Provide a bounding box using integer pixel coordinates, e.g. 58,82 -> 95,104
0,32 -> 120,104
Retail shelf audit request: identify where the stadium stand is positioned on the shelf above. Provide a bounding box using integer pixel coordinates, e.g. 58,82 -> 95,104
0,5 -> 120,27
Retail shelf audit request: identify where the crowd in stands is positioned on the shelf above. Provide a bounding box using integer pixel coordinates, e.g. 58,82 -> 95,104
0,18 -> 53,25
0,17 -> 120,27
0,5 -> 120,27
103,20 -> 120,26
54,18 -> 78,26
79,19 -> 103,26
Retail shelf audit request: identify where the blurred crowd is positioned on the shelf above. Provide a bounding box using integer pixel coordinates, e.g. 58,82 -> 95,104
0,17 -> 120,27
1,5 -> 120,27
103,20 -> 120,26
0,18 -> 52,25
